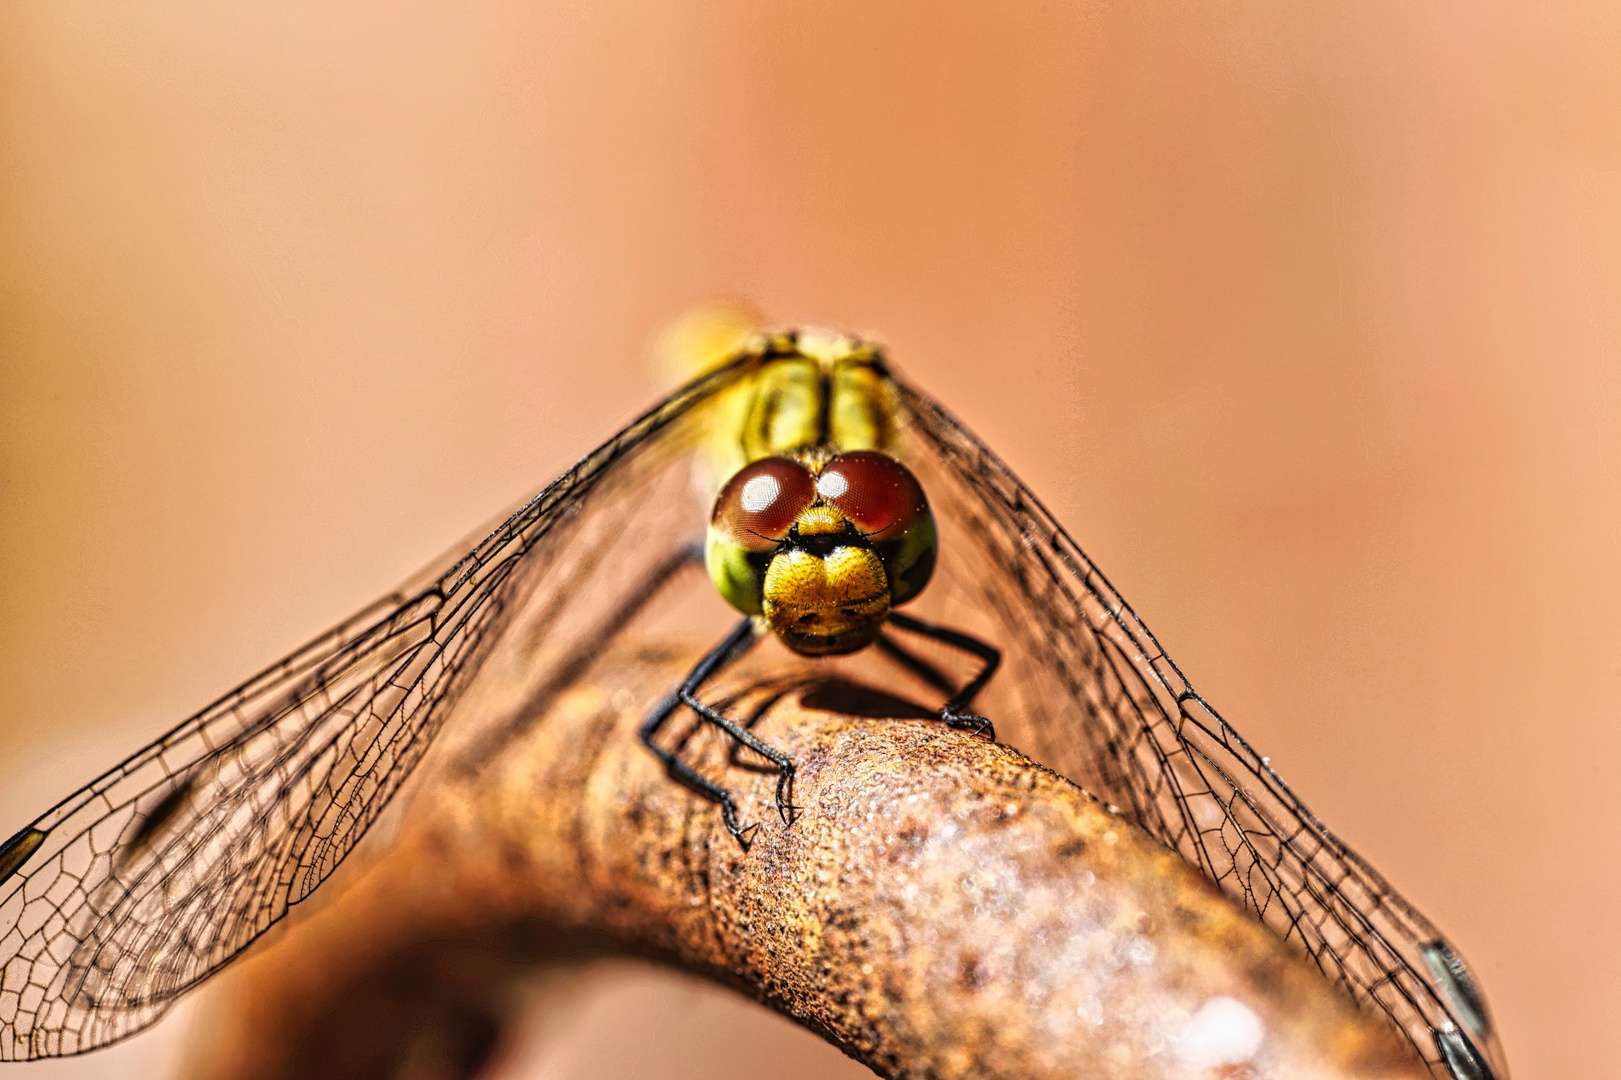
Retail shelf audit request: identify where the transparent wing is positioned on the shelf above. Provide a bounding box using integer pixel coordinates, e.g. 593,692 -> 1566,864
890,376 -> 1507,1080
0,357 -> 753,1060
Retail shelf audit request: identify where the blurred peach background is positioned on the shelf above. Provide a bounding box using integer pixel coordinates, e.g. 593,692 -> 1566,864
2,2 -> 1616,1077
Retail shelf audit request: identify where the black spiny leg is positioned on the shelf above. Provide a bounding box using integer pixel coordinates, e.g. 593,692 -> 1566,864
641,617 -> 798,845
881,611 -> 1001,741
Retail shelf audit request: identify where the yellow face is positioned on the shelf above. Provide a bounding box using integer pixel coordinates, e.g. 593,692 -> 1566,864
705,451 -> 937,656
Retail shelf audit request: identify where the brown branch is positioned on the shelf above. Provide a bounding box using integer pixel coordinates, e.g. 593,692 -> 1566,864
185,648 -> 1427,1080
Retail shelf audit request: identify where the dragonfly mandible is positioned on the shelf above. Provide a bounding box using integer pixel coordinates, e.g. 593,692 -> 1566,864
0,327 -> 1507,1080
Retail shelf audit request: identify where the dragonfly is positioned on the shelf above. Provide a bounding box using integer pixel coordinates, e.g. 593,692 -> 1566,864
0,327 -> 1507,1079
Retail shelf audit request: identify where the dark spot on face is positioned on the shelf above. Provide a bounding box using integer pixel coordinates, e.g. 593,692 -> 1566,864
958,953 -> 986,991
1056,838 -> 1088,858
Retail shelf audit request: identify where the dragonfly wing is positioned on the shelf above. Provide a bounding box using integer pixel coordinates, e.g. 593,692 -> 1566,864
0,357 -> 753,1060
890,375 -> 1507,1080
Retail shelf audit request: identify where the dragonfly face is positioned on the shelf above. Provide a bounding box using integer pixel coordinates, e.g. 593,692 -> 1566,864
706,450 -> 938,655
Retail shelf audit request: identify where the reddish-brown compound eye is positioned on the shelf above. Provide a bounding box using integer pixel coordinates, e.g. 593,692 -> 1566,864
711,457 -> 817,551
816,451 -> 928,536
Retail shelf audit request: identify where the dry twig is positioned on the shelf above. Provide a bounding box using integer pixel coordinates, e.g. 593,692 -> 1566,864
187,646 -> 1426,1080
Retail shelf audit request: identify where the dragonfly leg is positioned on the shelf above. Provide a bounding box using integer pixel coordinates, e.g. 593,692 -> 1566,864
680,686 -> 799,827
641,689 -> 758,846
721,687 -> 795,771
881,611 -> 1001,741
640,617 -> 797,844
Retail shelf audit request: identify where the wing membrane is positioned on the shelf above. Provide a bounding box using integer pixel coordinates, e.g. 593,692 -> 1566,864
0,345 -> 1505,1080
0,357 -> 751,1059
891,375 -> 1505,1080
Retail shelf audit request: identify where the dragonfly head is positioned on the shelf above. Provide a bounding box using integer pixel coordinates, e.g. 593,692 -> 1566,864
706,451 -> 937,656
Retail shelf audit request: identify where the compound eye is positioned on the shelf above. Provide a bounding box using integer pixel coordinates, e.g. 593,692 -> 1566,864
712,457 -> 817,552
816,452 -> 928,537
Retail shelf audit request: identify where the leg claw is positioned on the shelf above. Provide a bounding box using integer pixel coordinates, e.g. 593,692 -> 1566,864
724,815 -> 760,849
945,711 -> 997,741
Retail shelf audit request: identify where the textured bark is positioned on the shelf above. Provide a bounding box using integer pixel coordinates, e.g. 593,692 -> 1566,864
186,647 -> 1428,1080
